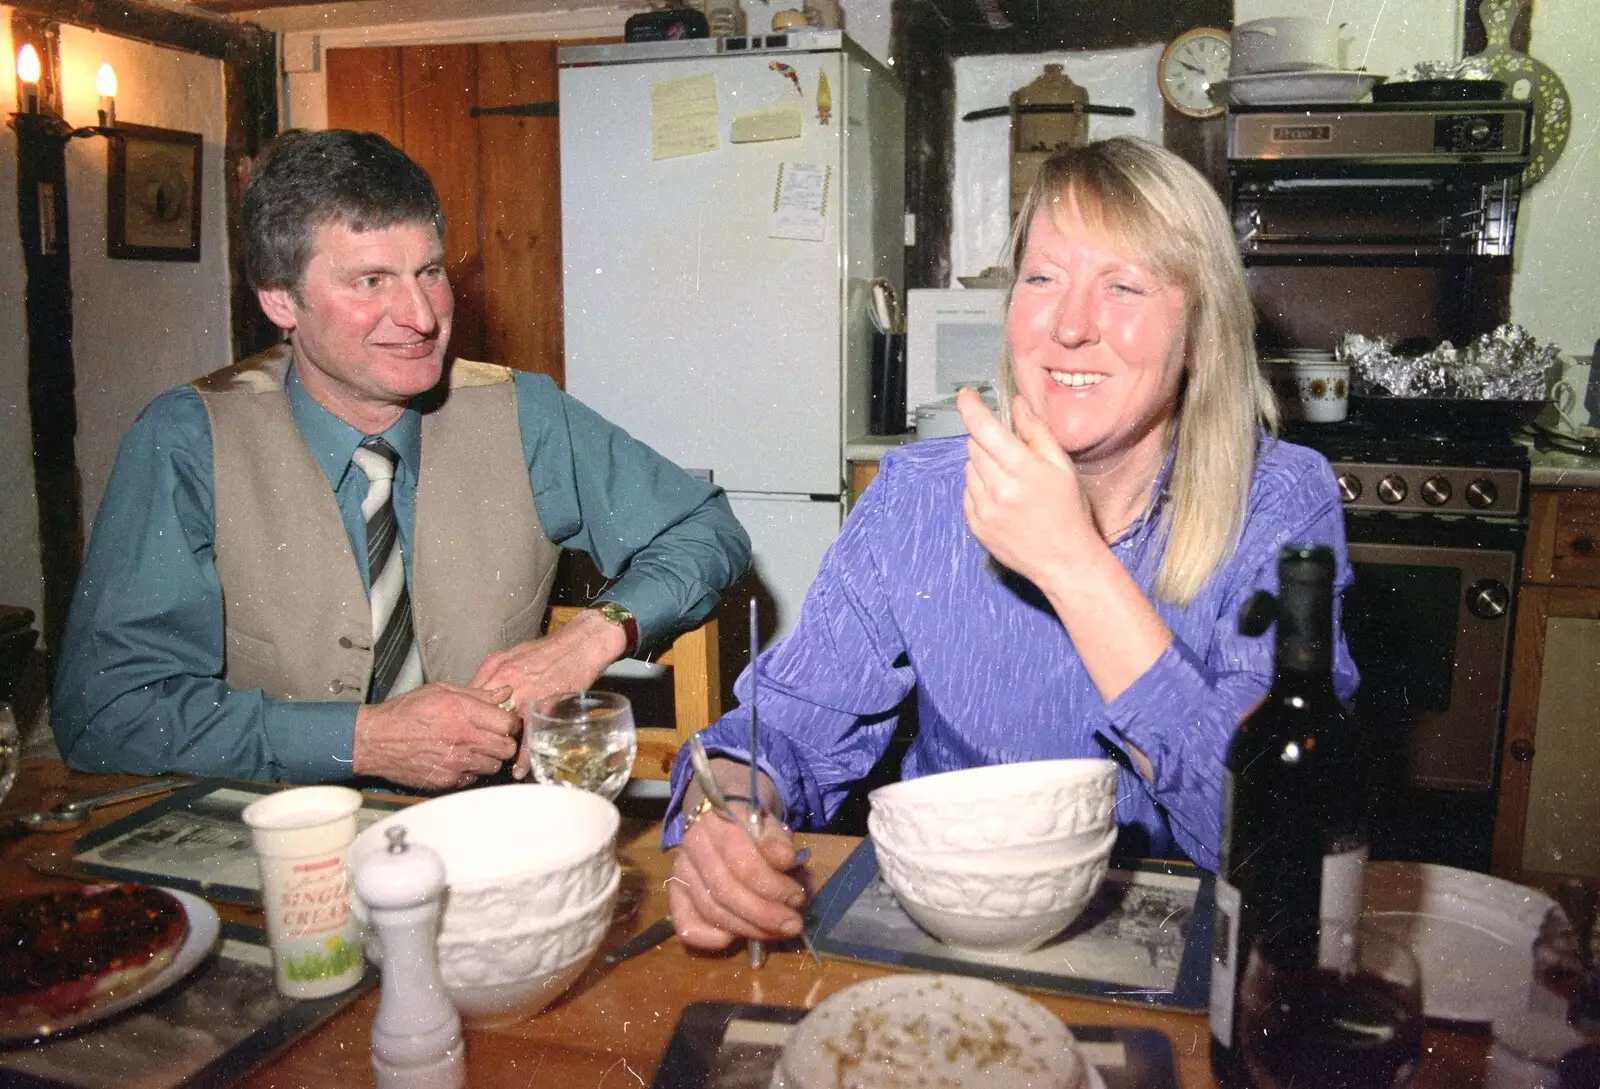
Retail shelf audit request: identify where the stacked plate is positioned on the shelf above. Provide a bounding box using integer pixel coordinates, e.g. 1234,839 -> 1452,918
1214,69 -> 1384,106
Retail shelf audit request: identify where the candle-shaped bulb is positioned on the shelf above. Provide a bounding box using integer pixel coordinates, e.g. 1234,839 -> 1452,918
17,44 -> 41,114
95,62 -> 116,128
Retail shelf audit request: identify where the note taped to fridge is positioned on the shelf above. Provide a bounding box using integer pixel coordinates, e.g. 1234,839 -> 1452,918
770,162 -> 829,241
651,73 -> 720,160
730,103 -> 803,144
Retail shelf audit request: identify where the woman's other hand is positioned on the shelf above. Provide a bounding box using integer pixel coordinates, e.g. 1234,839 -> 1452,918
668,801 -> 809,951
959,387 -> 1099,586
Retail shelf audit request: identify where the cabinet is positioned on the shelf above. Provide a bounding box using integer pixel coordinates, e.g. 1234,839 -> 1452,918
1493,488 -> 1600,884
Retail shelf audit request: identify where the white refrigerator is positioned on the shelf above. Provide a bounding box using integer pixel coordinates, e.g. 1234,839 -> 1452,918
559,32 -> 905,643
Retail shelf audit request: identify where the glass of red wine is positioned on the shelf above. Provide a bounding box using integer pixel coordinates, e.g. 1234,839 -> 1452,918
1239,925 -> 1424,1089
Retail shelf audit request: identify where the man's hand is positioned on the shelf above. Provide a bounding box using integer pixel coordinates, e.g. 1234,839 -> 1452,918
470,608 -> 629,778
353,683 -> 521,790
668,803 -> 808,952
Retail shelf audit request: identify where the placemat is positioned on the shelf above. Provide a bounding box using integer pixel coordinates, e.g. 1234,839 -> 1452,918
649,1000 -> 1178,1089
804,840 -> 1214,1011
69,779 -> 404,906
0,922 -> 376,1088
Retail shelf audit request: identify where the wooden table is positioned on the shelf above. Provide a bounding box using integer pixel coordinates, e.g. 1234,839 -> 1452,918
1,760 -> 1496,1088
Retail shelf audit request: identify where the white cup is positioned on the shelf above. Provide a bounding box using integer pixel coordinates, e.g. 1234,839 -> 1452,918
242,785 -> 366,999
1547,355 -> 1592,432
1268,359 -> 1349,423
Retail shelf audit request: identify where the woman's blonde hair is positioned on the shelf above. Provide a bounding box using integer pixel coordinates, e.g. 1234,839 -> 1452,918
998,136 -> 1277,604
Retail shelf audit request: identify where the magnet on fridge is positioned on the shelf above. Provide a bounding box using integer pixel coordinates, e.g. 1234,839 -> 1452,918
817,70 -> 832,125
769,61 -> 801,94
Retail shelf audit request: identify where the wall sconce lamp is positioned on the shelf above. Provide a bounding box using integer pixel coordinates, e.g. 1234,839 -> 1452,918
16,42 -> 41,114
95,62 -> 117,129
12,46 -> 120,141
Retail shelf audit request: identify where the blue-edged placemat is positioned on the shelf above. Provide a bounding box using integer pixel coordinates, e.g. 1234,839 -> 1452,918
649,1000 -> 1179,1089
69,779 -> 405,906
804,839 -> 1214,1012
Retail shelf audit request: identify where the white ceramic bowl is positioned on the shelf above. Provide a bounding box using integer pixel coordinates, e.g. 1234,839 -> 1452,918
891,891 -> 1093,954
867,808 -> 1107,866
363,865 -> 620,1026
873,826 -> 1116,952
435,866 -> 620,1025
349,784 -> 620,933
1231,17 -> 1347,76
867,759 -> 1117,854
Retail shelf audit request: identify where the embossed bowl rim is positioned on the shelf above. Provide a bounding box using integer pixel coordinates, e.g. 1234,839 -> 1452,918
349,783 -> 619,891
867,809 -> 1114,865
437,863 -> 621,947
868,758 -> 1117,811
873,824 -> 1117,877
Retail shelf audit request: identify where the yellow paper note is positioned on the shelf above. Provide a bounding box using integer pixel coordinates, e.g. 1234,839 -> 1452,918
730,103 -> 803,144
650,73 -> 720,160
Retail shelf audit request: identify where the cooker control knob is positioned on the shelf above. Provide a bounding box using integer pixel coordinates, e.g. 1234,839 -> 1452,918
1465,479 -> 1499,510
1466,578 -> 1510,620
1337,473 -> 1363,503
1464,117 -> 1494,148
1377,474 -> 1408,504
1420,476 -> 1452,506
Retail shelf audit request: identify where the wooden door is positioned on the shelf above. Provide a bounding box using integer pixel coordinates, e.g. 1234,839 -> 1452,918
326,41 -> 565,384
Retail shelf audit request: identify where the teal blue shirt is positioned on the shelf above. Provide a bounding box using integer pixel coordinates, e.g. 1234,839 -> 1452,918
53,365 -> 751,783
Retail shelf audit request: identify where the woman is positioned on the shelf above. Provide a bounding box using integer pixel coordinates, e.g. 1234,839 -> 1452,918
666,137 -> 1359,952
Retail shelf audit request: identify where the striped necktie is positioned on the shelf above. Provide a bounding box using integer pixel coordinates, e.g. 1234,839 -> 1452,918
351,438 -> 424,702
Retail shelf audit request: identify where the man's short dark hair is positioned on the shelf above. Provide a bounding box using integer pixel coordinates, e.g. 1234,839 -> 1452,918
244,129 -> 445,293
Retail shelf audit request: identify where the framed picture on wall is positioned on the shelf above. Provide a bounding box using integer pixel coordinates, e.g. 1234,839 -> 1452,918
107,123 -> 202,261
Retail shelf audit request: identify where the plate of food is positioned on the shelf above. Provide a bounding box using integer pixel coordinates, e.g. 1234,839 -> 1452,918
770,974 -> 1105,1089
0,884 -> 220,1045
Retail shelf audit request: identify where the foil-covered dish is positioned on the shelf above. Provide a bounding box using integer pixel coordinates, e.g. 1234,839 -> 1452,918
1388,58 -> 1497,85
1339,324 -> 1557,401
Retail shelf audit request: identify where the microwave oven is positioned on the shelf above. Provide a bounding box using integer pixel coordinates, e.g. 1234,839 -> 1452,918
905,288 -> 1006,415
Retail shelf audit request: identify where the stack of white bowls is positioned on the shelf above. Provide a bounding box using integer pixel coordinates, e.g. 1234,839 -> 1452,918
349,784 -> 620,1027
867,759 -> 1119,953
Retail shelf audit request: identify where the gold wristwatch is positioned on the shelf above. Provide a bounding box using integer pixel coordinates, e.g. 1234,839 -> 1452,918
590,599 -> 638,654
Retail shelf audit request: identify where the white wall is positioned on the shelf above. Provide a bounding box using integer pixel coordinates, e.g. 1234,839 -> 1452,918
57,26 -> 232,526
0,13 -> 44,618
1508,2 -> 1600,358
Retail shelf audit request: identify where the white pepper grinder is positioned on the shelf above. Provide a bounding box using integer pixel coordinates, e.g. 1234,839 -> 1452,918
354,825 -> 465,1089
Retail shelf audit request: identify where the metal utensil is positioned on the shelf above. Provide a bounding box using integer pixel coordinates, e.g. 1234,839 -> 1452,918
14,778 -> 192,832
604,915 -> 677,966
747,597 -> 765,969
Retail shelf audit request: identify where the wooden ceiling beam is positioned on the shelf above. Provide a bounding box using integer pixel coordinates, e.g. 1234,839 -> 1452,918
4,0 -> 257,59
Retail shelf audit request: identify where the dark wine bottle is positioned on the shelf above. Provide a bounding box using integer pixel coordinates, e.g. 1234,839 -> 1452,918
1209,544 -> 1368,1086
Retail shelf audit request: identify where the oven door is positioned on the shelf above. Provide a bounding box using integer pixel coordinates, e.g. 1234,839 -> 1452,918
1340,523 -> 1521,871
1344,539 -> 1517,790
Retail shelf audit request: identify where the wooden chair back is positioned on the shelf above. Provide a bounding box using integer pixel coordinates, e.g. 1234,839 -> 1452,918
543,606 -> 720,780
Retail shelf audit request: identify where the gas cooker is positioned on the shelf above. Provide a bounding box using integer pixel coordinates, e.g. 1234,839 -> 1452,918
1282,420 -> 1528,519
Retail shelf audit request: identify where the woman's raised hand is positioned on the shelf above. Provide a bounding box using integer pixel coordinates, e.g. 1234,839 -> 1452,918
958,388 -> 1099,586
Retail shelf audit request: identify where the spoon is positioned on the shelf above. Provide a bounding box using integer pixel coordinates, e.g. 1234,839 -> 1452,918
14,778 -> 192,832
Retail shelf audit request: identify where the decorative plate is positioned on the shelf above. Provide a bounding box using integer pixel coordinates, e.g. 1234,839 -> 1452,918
1466,0 -> 1570,186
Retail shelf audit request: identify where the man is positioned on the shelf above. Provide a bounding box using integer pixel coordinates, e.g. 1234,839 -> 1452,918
53,130 -> 750,792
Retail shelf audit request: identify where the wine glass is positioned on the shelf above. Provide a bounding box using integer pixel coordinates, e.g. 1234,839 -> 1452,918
1239,925 -> 1424,1089
524,690 -> 637,803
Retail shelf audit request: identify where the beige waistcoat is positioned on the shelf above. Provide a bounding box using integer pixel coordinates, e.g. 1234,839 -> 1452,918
195,346 -> 559,702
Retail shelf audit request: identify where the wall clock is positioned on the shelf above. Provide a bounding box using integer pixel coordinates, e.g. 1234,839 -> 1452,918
1158,27 -> 1231,119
